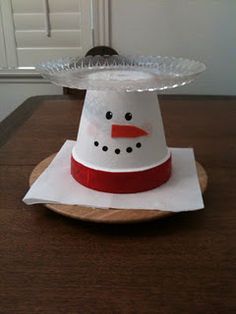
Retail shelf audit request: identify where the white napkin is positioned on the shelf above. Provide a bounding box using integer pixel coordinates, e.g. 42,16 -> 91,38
23,140 -> 204,212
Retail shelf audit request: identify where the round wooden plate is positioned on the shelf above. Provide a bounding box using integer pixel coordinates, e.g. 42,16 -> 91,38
29,154 -> 208,224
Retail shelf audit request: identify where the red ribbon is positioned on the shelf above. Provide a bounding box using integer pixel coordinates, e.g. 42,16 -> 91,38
71,155 -> 171,193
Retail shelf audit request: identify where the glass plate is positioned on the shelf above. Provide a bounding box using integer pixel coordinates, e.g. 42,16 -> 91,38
37,55 -> 206,92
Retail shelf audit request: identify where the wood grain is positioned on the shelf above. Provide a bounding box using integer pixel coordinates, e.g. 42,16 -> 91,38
0,95 -> 235,313
29,154 -> 208,223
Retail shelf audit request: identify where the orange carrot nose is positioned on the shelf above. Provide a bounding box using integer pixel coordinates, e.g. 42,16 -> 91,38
112,124 -> 149,138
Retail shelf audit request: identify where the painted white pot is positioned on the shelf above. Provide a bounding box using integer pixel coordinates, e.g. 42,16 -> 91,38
71,90 -> 171,193
72,90 -> 170,172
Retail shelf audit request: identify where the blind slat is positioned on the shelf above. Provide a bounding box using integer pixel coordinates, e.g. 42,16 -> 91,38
17,47 -> 83,66
15,30 -> 81,48
11,0 -> 81,14
13,13 -> 81,30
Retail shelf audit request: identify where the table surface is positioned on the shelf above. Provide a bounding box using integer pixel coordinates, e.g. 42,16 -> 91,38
0,95 -> 235,313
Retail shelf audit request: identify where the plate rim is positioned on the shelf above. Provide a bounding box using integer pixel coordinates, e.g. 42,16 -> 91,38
36,55 -> 206,92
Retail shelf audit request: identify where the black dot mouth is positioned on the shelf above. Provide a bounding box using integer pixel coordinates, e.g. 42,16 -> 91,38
102,146 -> 108,152
94,141 -> 142,154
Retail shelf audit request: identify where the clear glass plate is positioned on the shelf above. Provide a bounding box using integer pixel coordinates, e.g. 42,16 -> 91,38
37,55 -> 206,92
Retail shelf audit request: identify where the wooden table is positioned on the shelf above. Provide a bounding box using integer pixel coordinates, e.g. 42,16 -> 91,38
0,95 -> 235,313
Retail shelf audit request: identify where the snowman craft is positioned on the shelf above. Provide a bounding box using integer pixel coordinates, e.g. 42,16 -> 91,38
71,90 -> 171,193
38,55 -> 206,194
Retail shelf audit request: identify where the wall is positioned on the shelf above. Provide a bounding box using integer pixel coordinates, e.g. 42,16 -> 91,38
0,81 -> 61,122
110,0 -> 236,95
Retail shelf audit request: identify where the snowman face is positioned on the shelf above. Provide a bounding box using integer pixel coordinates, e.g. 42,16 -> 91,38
91,108 -> 150,155
76,91 -> 168,171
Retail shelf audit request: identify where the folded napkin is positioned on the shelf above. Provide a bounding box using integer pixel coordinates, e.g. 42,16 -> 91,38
23,140 -> 204,212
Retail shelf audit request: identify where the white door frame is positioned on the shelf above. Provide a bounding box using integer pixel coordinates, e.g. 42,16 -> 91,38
91,0 -> 110,46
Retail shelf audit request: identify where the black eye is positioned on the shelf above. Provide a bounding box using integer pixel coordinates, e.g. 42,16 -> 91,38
125,112 -> 132,121
106,111 -> 113,120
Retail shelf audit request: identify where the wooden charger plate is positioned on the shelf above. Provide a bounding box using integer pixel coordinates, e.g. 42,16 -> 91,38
29,154 -> 208,224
